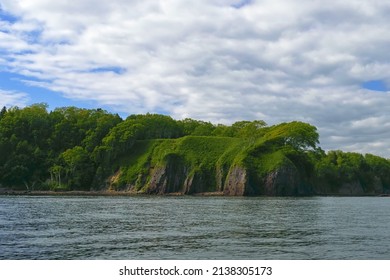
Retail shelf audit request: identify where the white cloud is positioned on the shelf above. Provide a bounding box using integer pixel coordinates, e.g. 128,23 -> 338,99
1,0 -> 390,157
0,89 -> 29,108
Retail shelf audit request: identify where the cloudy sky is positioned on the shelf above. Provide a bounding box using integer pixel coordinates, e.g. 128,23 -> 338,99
1,0 -> 390,157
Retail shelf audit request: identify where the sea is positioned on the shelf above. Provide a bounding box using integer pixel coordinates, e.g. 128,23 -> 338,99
1,195 -> 389,260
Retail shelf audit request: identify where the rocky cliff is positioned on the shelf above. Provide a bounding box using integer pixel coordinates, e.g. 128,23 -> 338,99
109,159 -> 304,196
105,137 -> 389,196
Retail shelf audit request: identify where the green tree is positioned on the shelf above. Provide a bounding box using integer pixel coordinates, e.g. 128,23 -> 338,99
263,121 -> 319,151
0,106 -> 6,119
212,124 -> 234,137
49,165 -> 64,190
365,154 -> 390,190
127,113 -> 183,139
59,146 -> 94,190
178,118 -> 215,136
231,120 -> 267,138
94,121 -> 142,166
81,110 -> 122,152
0,104 -> 52,189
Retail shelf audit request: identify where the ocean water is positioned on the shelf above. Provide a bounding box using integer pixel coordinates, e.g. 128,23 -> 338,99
0,195 -> 389,259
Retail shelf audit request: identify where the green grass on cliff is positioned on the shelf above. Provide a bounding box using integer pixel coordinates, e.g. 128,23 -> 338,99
246,150 -> 288,175
120,136 -> 243,172
167,136 -> 242,167
113,135 -> 290,190
115,140 -> 159,187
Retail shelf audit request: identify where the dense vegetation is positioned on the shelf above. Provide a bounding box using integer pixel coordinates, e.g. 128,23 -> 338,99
1,104 -> 389,195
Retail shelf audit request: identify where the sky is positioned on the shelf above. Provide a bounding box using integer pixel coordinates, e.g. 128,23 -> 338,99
1,0 -> 390,157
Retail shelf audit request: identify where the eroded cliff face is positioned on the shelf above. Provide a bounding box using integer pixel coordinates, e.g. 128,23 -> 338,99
122,155 -> 218,195
106,140 -> 387,196
109,155 -> 315,196
223,167 -> 248,196
147,163 -> 188,194
263,165 -> 300,196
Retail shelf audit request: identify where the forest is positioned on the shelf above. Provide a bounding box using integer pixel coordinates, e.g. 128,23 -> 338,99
1,104 -> 389,196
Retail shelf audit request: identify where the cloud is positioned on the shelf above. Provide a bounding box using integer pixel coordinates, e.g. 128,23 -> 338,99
1,0 -> 390,157
231,0 -> 252,9
0,88 -> 29,108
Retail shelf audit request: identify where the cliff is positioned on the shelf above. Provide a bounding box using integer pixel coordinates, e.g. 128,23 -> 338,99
103,137 -> 388,196
2,107 -> 389,195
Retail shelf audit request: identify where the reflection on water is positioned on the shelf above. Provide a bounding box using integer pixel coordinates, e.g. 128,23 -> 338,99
0,196 -> 390,259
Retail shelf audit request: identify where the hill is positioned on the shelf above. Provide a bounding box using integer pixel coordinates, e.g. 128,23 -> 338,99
1,104 -> 389,196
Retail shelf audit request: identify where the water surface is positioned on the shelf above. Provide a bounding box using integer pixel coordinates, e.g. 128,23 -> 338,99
1,196 -> 389,259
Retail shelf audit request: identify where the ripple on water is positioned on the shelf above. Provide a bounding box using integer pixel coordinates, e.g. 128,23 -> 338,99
1,196 -> 390,259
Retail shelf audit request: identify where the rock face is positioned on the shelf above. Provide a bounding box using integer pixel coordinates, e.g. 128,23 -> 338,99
107,142 -> 387,196
263,165 -> 299,196
223,167 -> 248,196
146,157 -> 188,194
134,155 -> 214,194
125,158 -> 314,196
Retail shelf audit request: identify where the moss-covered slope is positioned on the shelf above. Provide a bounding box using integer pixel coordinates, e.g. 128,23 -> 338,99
107,136 -> 312,195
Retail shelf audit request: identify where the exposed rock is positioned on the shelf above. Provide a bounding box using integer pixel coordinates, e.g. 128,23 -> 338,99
223,166 -> 248,196
183,171 -> 204,194
147,166 -> 168,194
215,166 -> 226,192
263,165 -> 300,196
106,170 -> 121,191
146,159 -> 189,194
134,160 -> 313,196
103,144 -> 386,196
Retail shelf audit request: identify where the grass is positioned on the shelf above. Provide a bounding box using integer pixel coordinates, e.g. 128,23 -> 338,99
112,135 -> 293,192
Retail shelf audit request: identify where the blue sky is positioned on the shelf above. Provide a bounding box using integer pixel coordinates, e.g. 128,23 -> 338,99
362,80 -> 388,92
231,0 -> 252,9
1,0 -> 390,157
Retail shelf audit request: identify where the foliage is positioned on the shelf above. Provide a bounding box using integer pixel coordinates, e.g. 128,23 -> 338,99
59,146 -> 94,190
0,106 -> 6,119
0,104 -> 52,189
262,121 -> 319,151
1,104 -> 389,195
178,118 -> 215,136
0,105 -> 120,190
313,150 -> 390,192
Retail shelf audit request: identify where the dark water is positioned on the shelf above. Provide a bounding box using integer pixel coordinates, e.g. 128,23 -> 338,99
0,196 -> 389,259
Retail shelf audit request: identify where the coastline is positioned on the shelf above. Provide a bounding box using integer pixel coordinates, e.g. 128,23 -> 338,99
0,189 -> 388,197
0,189 -> 225,197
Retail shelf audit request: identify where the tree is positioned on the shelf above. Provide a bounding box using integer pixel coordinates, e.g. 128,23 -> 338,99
0,106 -> 6,119
81,110 -> 122,152
49,165 -> 64,189
263,121 -> 319,151
127,113 -> 183,139
178,118 -> 215,136
212,124 -> 234,137
314,151 -> 376,190
0,104 -> 52,188
95,121 -> 142,166
365,154 -> 390,189
231,120 -> 267,138
59,146 -> 94,190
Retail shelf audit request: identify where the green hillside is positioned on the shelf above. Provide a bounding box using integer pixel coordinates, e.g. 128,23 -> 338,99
1,104 -> 390,196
